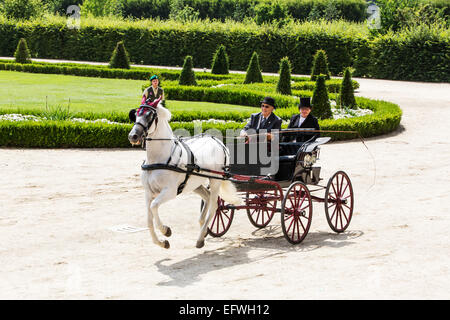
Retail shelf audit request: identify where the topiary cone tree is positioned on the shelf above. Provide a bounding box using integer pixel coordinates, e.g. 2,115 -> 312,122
276,56 -> 292,95
243,51 -> 263,84
339,67 -> 357,109
109,41 -> 131,69
211,45 -> 229,75
310,49 -> 331,81
179,55 -> 197,86
14,38 -> 31,64
311,75 -> 333,119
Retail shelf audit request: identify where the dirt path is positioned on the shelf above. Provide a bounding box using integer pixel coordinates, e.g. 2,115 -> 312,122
1,78 -> 449,299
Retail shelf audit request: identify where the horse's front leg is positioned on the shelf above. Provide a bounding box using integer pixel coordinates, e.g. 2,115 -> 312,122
150,187 -> 177,249
196,181 -> 220,248
144,189 -> 166,248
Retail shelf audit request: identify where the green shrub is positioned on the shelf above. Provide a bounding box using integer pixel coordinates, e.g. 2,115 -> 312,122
311,49 -> 331,81
323,0 -> 342,20
0,15 -> 367,76
311,75 -> 332,119
276,57 -> 292,95
109,41 -> 131,69
370,23 -> 450,82
338,67 -> 357,109
179,56 -> 197,86
211,45 -> 229,75
243,52 -> 264,84
117,0 -> 369,22
255,1 -> 289,25
14,38 -> 31,64
81,0 -> 123,17
0,0 -> 45,20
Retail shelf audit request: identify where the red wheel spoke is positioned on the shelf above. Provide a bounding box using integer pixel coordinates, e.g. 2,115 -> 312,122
340,208 -> 349,224
339,174 -> 345,196
298,216 -> 306,233
335,175 -> 340,197
210,212 -> 218,229
286,214 -> 295,233
331,182 -> 338,199
296,218 -> 301,241
330,205 -> 338,221
338,206 -> 344,230
292,217 -> 298,241
342,203 -> 352,211
297,192 -> 307,210
334,206 -> 339,227
341,182 -> 349,197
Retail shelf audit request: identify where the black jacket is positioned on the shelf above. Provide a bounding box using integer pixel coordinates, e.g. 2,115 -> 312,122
243,112 -> 282,133
282,114 -> 320,143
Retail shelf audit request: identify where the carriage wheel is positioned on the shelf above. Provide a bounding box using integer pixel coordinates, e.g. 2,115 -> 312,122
324,171 -> 354,233
281,182 -> 313,244
246,190 -> 278,229
203,197 -> 234,238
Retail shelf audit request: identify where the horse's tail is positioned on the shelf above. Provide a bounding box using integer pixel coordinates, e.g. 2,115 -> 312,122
218,180 -> 241,205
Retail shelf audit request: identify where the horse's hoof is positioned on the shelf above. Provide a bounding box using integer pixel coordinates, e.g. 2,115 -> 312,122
163,240 -> 170,249
196,240 -> 205,249
164,227 -> 172,237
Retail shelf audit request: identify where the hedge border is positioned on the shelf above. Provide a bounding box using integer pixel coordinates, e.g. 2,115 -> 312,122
0,61 -> 359,93
0,96 -> 402,147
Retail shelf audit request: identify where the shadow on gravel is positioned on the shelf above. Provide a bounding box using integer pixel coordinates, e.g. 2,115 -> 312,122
154,227 -> 363,287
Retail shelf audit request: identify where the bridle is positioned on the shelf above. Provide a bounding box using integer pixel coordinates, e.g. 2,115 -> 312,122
131,105 -> 159,147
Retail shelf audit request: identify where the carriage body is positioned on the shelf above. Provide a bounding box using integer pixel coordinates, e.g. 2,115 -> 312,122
207,137 -> 354,244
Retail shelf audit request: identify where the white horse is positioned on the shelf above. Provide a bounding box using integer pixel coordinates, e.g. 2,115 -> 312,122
128,101 -> 241,249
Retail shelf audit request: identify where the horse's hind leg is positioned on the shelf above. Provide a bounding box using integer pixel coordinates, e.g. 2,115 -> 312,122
194,185 -> 210,227
196,181 -> 220,248
151,188 -> 177,248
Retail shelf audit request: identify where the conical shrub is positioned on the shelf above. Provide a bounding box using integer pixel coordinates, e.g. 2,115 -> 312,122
179,55 -> 197,86
243,52 -> 263,84
311,75 -> 332,119
109,41 -> 130,69
276,57 -> 292,95
211,45 -> 229,75
338,67 -> 357,109
14,38 -> 31,64
310,49 -> 331,81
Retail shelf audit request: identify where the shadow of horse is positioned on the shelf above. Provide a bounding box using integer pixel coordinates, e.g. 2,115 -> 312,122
154,226 -> 363,287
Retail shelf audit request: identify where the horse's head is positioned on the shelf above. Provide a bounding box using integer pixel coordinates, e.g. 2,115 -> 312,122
128,99 -> 171,145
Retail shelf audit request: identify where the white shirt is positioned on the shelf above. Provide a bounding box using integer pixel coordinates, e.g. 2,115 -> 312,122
298,116 -> 306,127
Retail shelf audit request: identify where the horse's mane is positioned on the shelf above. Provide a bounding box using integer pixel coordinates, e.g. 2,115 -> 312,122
156,103 -> 172,122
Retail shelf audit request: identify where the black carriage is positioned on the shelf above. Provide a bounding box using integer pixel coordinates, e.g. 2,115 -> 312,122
205,137 -> 354,244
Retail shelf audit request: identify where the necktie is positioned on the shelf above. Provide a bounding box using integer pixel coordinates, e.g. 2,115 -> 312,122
260,117 -> 267,129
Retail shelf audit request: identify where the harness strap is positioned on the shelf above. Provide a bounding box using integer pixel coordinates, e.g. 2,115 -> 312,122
176,139 -> 198,195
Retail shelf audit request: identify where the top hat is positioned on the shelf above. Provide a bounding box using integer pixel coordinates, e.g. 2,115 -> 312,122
298,97 -> 312,109
260,96 -> 276,109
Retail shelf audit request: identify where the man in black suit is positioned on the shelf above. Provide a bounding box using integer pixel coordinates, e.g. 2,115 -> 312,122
282,97 -> 320,143
240,96 -> 282,142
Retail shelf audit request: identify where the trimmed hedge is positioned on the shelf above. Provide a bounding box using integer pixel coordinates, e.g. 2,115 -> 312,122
121,0 -> 368,22
0,60 -> 359,92
369,25 -> 450,82
0,96 -> 402,147
1,16 -> 447,82
0,17 -> 366,76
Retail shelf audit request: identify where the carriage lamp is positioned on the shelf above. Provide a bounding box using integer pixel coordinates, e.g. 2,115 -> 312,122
303,154 -> 315,166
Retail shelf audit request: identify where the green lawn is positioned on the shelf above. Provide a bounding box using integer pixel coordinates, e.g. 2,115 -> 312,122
0,71 -> 256,114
